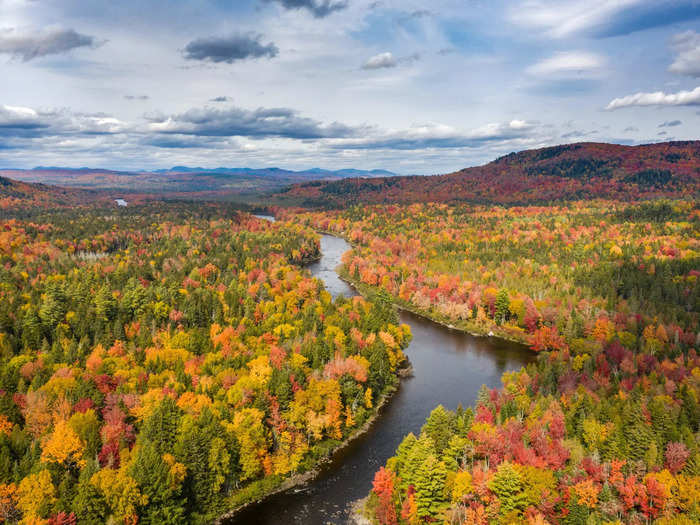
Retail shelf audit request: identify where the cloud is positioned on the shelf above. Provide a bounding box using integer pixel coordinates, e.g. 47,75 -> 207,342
405,10 -> 431,19
658,120 -> 682,127
141,135 -> 230,149
146,105 -> 359,139
623,126 -> 639,132
362,52 -> 397,70
0,27 -> 99,61
183,34 -> 278,64
561,129 -> 597,139
264,0 -> 347,18
606,85 -> 700,109
210,96 -> 230,102
0,105 -> 48,136
362,51 -> 420,70
124,95 -> 149,101
669,31 -> 700,77
510,0 -> 700,39
330,120 -> 540,150
526,51 -> 604,77
0,105 -> 128,140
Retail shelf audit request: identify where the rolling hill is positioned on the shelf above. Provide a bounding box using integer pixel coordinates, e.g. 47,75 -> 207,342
0,175 -> 107,211
278,141 -> 700,207
0,166 -> 398,196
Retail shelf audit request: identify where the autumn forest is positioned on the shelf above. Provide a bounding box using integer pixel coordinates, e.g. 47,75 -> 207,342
0,141 -> 697,525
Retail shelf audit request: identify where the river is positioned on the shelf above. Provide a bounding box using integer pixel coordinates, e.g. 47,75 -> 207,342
228,224 -> 534,524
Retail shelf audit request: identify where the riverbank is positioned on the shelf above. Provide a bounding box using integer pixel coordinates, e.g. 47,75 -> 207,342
216,360 -> 410,524
338,268 -> 529,346
316,229 -> 530,348
217,228 -> 533,524
214,224 -> 413,523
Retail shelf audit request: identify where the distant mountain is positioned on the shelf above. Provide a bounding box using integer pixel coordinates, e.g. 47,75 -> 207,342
150,166 -> 396,179
0,166 -> 398,195
279,141 -> 700,207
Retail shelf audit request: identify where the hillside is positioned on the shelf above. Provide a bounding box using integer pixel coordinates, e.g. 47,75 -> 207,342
0,166 -> 397,196
278,141 -> 700,207
0,175 -> 106,211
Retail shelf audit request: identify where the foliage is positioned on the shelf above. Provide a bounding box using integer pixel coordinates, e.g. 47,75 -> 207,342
279,141 -> 700,207
0,203 -> 410,522
294,200 -> 700,524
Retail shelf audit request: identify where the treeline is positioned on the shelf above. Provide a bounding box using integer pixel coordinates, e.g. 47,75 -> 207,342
0,202 -> 411,524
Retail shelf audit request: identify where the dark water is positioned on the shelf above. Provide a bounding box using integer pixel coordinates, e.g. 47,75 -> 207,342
226,233 -> 534,524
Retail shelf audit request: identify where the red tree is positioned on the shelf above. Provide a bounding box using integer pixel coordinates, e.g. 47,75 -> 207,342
372,467 -> 397,525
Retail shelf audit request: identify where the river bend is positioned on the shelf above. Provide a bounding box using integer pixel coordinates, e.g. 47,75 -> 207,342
227,230 -> 534,524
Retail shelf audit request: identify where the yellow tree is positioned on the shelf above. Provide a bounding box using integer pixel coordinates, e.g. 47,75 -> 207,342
91,468 -> 147,524
40,419 -> 86,469
232,408 -> 269,481
17,470 -> 55,521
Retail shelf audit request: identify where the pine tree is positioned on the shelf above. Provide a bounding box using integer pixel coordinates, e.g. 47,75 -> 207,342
129,440 -> 186,524
400,434 -> 434,492
39,282 -> 67,331
495,289 -> 510,325
421,405 -> 456,455
487,461 -> 528,519
413,454 -> 448,521
141,397 -> 182,455
71,462 -> 105,525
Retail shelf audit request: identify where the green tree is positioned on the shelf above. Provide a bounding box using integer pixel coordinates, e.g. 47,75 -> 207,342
495,289 -> 510,325
129,440 -> 186,524
72,467 -> 106,525
413,454 -> 448,520
420,405 -> 456,455
487,462 -> 528,519
141,397 -> 182,455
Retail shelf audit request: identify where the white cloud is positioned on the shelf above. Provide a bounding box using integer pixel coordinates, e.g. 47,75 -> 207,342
669,30 -> 700,77
0,104 -> 40,124
328,120 -> 541,150
606,85 -> 700,109
0,104 -> 128,137
509,0 -> 641,38
526,51 -> 604,76
362,52 -> 396,70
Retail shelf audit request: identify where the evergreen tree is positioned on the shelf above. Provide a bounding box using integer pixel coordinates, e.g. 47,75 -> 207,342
487,462 -> 528,519
141,398 -> 183,455
420,405 -> 456,455
495,289 -> 510,325
129,440 -> 186,524
72,462 -> 105,525
413,454 -> 448,521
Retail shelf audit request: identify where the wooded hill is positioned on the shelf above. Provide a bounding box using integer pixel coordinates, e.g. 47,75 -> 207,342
0,176 -> 106,211
279,141 -> 700,207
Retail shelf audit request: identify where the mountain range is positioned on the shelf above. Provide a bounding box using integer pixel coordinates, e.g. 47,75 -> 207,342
0,166 -> 398,196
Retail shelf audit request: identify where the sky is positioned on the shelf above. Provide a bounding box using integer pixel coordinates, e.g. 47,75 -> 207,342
0,0 -> 699,174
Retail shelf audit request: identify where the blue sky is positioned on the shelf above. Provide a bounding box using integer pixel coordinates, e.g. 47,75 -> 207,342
0,0 -> 698,173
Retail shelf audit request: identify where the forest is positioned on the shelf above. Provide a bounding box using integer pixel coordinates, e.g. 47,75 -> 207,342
0,148 -> 697,524
0,203 -> 410,524
282,199 -> 700,524
279,142 -> 700,208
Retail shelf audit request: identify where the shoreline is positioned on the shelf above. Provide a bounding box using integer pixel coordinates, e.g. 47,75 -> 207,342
318,229 -> 531,350
215,360 -> 412,524
216,226 -> 529,523
338,269 -> 529,347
